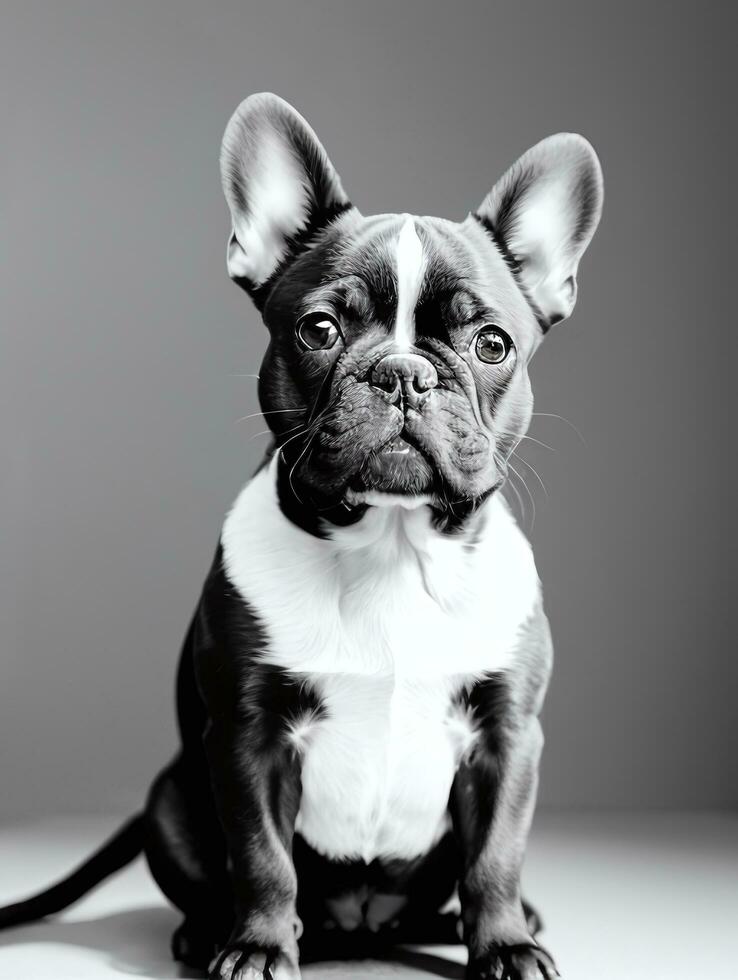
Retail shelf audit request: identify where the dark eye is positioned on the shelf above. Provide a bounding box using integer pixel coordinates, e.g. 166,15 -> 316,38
475,326 -> 512,364
296,312 -> 341,351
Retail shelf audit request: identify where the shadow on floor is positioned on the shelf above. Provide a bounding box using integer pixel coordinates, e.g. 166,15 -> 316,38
0,906 -> 196,978
0,906 -> 464,979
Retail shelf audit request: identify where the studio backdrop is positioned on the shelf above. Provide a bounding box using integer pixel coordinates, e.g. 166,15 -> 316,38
1,0 -> 735,820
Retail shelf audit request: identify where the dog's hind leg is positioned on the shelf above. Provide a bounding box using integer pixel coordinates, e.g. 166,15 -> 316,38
144,754 -> 232,968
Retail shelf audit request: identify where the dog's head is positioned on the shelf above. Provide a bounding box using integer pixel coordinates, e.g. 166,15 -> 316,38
221,94 -> 602,530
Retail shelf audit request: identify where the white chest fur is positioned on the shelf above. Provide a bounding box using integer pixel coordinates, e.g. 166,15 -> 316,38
221,459 -> 540,862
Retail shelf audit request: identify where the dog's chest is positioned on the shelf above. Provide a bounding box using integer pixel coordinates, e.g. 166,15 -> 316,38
293,671 -> 468,862
221,463 -> 540,862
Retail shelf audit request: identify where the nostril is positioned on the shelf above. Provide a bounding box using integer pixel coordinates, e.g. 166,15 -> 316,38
370,369 -> 401,395
370,352 -> 438,400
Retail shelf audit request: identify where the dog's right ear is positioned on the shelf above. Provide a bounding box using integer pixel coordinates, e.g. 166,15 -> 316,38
220,93 -> 352,302
475,133 -> 603,329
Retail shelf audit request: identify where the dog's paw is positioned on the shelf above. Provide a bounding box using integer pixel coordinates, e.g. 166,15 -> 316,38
467,942 -> 560,980
209,944 -> 300,980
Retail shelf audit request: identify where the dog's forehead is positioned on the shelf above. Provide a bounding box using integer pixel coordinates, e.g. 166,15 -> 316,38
306,211 -> 536,334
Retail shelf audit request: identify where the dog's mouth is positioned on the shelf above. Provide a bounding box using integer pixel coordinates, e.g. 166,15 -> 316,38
380,435 -> 414,456
350,432 -> 436,497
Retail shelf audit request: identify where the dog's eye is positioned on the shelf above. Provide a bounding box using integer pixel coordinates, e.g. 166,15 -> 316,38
475,326 -> 512,364
296,312 -> 341,351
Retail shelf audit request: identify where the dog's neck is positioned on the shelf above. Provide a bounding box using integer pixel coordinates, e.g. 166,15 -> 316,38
269,448 -> 490,566
327,490 -> 487,615
272,448 -> 496,540
222,455 -> 540,677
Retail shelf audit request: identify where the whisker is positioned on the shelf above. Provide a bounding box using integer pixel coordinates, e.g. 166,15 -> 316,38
513,452 -> 548,499
306,364 -> 337,426
246,417 -> 312,444
508,460 -> 536,530
531,412 -> 586,446
518,433 -> 556,452
495,428 -> 557,453
288,429 -> 321,504
495,451 -> 526,527
246,413 -> 330,446
247,428 -> 273,442
278,425 -> 315,457
235,408 -> 305,424
276,408 -> 339,457
502,467 -> 527,527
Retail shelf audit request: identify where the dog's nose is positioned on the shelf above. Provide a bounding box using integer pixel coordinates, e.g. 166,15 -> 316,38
370,352 -> 438,408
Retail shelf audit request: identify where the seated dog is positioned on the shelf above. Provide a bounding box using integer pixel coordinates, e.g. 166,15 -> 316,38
0,93 -> 602,980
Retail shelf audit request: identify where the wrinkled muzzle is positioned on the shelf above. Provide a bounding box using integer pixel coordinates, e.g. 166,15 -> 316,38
290,340 -> 500,504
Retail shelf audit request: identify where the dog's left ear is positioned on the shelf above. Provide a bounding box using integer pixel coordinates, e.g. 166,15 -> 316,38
475,134 -> 603,327
220,93 -> 352,298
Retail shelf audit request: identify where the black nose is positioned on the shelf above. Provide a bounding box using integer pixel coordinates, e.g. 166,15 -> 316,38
370,352 -> 438,408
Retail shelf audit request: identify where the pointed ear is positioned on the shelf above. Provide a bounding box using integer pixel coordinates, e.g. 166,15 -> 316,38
220,93 -> 352,297
475,133 -> 603,328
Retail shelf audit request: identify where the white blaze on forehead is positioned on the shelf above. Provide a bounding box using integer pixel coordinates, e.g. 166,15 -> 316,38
393,216 -> 426,347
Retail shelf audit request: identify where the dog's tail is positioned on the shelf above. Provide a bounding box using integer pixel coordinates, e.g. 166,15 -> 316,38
0,813 -> 144,930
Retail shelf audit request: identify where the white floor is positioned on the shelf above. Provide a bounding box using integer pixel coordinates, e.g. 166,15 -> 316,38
0,812 -> 735,980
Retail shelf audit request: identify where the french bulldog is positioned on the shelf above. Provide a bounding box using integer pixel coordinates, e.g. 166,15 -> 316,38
0,93 -> 602,980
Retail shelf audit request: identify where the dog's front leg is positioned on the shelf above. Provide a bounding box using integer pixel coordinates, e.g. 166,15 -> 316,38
204,715 -> 302,980
453,715 -> 558,980
451,611 -> 558,980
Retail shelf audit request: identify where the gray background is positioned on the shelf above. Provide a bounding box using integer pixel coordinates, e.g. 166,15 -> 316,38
1,0 -> 735,820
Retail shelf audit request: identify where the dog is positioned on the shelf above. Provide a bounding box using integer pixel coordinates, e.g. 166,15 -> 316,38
0,93 -> 602,980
